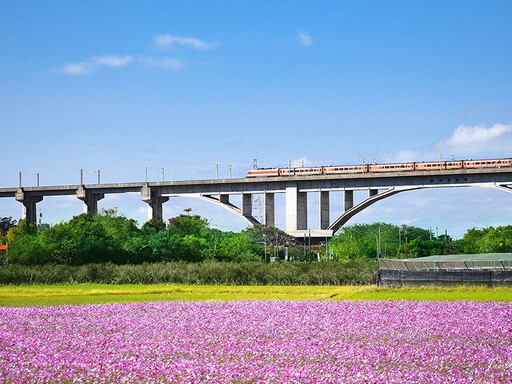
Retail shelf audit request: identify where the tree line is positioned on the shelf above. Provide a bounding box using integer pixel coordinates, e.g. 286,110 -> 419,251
330,222 -> 512,259
0,210 -> 511,265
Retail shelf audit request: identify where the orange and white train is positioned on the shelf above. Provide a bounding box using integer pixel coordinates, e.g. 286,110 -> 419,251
245,158 -> 512,178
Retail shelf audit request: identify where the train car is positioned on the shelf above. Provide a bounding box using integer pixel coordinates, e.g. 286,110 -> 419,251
324,165 -> 366,174
245,168 -> 279,178
369,162 -> 415,172
464,158 -> 512,169
445,161 -> 464,170
415,161 -> 445,171
280,167 -> 323,176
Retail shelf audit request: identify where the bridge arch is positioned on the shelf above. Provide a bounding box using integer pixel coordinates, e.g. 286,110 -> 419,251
327,183 -> 512,234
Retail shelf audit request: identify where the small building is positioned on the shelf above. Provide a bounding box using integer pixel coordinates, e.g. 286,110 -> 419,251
379,253 -> 512,287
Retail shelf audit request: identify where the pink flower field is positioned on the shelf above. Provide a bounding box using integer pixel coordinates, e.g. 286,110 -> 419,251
1,301 -> 511,383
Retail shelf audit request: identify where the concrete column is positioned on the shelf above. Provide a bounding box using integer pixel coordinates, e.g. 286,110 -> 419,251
141,185 -> 169,221
369,189 -> 378,197
76,187 -> 104,215
264,193 -> 275,227
146,197 -> 169,221
320,191 -> 330,230
241,193 -> 252,217
344,190 -> 354,212
219,194 -> 230,204
15,189 -> 43,225
286,185 -> 308,232
297,191 -> 307,230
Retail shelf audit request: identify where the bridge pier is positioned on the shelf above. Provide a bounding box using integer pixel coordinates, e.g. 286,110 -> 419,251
241,194 -> 252,217
76,187 -> 104,215
320,191 -> 330,229
286,185 -> 307,232
141,185 -> 169,221
264,193 -> 275,226
344,190 -> 354,211
15,189 -> 43,225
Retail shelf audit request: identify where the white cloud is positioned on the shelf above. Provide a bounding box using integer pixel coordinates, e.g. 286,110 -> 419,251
299,32 -> 313,46
384,123 -> 512,162
57,54 -> 133,75
91,54 -> 133,67
437,123 -> 512,158
60,62 -> 90,76
160,58 -> 186,72
443,124 -> 512,148
153,34 -> 217,50
138,57 -> 186,72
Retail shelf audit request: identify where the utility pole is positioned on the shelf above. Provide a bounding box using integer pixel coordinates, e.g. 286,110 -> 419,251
263,234 -> 267,262
308,228 -> 311,257
378,224 -> 382,258
80,169 -> 84,185
216,164 -> 219,179
228,165 -> 232,178
19,171 -> 22,188
162,168 -> 165,182
440,154 -> 443,170
97,170 -> 100,184
145,167 -> 148,183
36,173 -> 40,187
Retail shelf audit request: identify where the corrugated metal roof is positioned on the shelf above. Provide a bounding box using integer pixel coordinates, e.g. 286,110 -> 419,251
400,253 -> 512,262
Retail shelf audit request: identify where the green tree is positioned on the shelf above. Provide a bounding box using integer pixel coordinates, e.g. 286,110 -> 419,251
168,214 -> 209,237
0,216 -> 17,236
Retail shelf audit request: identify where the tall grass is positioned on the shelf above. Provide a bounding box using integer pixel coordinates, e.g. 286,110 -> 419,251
0,260 -> 378,286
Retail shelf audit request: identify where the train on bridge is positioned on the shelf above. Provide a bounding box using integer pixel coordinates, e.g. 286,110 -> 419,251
245,157 -> 512,178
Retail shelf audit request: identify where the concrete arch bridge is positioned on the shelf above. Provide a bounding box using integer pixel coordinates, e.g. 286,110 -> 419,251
1,168 -> 511,239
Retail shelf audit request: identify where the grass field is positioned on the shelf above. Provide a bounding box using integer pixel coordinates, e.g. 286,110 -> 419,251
1,284 -> 512,306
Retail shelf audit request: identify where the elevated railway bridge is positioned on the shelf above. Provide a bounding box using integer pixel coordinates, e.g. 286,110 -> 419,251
1,167 -> 512,239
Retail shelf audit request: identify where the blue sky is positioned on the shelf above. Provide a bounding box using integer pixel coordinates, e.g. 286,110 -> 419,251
1,1 -> 512,237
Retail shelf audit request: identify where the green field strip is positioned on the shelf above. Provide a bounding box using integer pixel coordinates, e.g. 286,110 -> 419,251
1,284 -> 512,306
